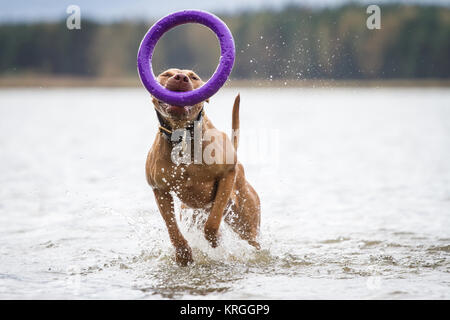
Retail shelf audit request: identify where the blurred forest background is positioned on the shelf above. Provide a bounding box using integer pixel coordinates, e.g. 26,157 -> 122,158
0,4 -> 449,82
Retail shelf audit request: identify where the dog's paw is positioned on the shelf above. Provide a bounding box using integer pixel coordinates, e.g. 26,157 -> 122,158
175,245 -> 194,266
204,226 -> 221,248
247,240 -> 261,250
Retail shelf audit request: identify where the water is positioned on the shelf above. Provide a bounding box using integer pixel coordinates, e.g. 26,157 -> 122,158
0,87 -> 449,299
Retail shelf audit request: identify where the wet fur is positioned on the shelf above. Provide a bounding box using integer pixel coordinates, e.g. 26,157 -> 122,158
146,68 -> 260,266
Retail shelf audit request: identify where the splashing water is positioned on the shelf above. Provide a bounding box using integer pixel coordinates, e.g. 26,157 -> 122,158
0,87 -> 449,299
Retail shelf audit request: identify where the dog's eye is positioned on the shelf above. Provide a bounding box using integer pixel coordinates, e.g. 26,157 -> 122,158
161,73 -> 171,77
191,76 -> 199,80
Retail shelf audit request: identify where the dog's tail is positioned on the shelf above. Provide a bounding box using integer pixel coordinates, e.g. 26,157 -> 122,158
232,93 -> 240,151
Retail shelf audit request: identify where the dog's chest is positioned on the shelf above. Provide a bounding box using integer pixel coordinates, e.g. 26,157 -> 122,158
153,160 -> 216,190
151,161 -> 218,207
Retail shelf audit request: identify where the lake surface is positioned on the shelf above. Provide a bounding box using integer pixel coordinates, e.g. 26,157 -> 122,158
0,87 -> 449,299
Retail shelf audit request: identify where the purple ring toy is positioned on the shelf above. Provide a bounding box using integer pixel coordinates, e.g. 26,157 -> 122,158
137,10 -> 235,106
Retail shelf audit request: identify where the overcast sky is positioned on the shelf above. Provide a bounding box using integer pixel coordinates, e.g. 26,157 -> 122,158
0,0 -> 449,22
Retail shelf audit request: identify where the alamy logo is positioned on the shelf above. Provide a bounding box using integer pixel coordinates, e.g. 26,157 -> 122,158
366,5 -> 381,30
168,123 -> 279,167
66,5 -> 81,30
170,123 -> 236,166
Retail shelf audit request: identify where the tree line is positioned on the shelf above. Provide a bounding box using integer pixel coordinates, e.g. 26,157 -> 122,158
0,4 -> 449,80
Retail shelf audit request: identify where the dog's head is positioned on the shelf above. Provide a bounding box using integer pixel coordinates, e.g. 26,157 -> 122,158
152,68 -> 209,124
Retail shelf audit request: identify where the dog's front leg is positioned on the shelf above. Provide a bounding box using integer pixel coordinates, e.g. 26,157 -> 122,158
204,167 -> 237,247
153,188 -> 193,266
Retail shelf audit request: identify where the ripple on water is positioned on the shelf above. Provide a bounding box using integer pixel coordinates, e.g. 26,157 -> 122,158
427,245 -> 450,253
22,223 -> 449,299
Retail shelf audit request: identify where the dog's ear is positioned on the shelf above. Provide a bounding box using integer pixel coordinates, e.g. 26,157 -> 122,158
200,79 -> 209,104
151,96 -> 159,107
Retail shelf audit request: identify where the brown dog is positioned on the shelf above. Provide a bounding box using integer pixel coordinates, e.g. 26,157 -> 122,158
145,68 -> 260,266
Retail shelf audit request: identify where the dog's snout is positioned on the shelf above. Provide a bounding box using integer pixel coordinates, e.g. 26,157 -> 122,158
165,72 -> 193,92
174,73 -> 189,83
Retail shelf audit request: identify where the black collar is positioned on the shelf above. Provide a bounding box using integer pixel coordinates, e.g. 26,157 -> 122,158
155,107 -> 204,141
